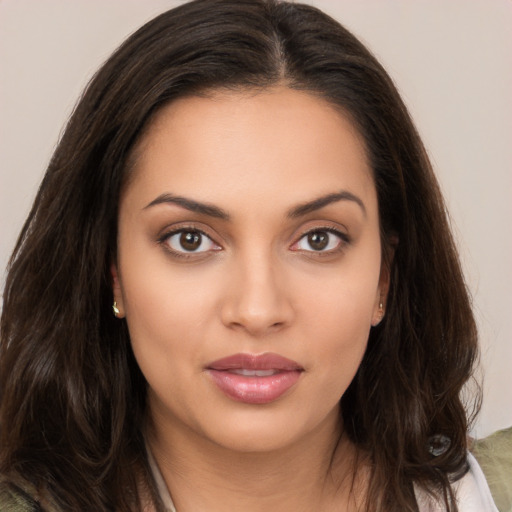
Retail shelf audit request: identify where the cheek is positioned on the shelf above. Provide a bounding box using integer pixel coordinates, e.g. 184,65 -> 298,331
298,255 -> 380,337
120,235 -> 216,332
296,256 -> 380,388
122,274 -> 210,422
302,302 -> 370,412
306,295 -> 371,375
117,246 -> 211,378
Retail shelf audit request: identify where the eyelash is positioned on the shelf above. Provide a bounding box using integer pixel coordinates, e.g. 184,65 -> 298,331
157,225 -> 350,259
291,227 -> 350,255
157,226 -> 221,259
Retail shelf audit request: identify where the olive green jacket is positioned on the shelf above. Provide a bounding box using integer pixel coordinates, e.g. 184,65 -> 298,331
472,427 -> 512,512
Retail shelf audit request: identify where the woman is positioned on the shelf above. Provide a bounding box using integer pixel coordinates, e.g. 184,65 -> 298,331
0,0 -> 498,510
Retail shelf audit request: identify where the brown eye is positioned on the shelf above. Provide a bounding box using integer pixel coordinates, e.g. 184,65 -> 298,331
292,229 -> 347,253
307,232 -> 329,251
164,229 -> 219,254
180,231 -> 202,251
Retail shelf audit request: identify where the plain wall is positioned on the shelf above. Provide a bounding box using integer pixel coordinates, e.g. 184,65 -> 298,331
0,0 -> 511,438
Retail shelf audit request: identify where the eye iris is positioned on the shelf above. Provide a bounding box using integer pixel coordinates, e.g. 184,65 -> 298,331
308,231 -> 329,250
180,231 -> 201,251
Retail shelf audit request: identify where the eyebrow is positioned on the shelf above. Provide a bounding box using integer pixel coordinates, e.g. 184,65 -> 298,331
287,191 -> 367,218
144,190 -> 366,220
144,193 -> 230,220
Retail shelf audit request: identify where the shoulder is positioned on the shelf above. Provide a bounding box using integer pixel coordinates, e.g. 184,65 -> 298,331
451,452 -> 499,512
472,427 -> 512,512
0,480 -> 41,512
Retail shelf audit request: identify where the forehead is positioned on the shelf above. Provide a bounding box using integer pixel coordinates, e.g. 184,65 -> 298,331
125,87 -> 375,212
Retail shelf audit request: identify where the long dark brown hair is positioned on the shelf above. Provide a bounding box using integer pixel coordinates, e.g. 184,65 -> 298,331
0,1 -> 479,510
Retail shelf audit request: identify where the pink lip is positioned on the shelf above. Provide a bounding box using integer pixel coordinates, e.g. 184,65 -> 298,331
206,353 -> 303,404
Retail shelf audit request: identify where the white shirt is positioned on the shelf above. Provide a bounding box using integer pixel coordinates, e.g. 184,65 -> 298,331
415,452 -> 498,511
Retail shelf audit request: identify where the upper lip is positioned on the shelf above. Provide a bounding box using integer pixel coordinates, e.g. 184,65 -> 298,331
206,353 -> 303,371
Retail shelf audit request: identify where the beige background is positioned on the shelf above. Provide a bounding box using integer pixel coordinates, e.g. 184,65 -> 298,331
0,0 -> 511,438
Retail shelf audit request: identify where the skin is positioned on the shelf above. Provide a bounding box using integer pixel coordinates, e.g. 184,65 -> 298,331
113,87 -> 388,511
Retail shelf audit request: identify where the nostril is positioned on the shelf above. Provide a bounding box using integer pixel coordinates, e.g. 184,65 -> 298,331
219,267 -> 295,335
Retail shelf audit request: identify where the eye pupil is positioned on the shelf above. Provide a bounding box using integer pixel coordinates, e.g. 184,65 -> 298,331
308,231 -> 329,250
180,231 -> 201,251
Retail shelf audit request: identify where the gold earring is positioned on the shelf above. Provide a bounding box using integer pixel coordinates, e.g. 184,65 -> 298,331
112,300 -> 120,317
373,299 -> 385,325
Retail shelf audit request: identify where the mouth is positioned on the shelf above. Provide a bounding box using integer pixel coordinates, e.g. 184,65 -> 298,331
205,353 -> 304,405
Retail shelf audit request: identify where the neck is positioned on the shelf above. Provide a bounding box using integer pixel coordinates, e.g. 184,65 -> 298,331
146,406 -> 364,512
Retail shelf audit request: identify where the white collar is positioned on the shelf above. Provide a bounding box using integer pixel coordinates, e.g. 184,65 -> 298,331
146,447 -> 177,512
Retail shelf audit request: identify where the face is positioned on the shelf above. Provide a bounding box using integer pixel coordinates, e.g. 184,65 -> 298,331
113,87 -> 387,453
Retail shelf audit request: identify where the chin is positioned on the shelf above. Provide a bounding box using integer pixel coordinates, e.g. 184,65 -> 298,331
197,404 -> 340,455
209,426 -> 304,454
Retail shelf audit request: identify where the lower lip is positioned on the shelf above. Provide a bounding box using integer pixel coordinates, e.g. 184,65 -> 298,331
207,370 -> 302,404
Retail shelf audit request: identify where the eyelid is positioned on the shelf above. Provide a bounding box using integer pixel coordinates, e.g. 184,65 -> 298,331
290,225 -> 351,253
157,224 -> 222,258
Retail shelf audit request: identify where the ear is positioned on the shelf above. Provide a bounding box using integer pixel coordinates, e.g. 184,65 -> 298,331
111,263 -> 125,318
371,250 -> 393,327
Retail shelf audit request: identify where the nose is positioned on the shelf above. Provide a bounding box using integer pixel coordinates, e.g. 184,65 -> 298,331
220,250 -> 294,337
